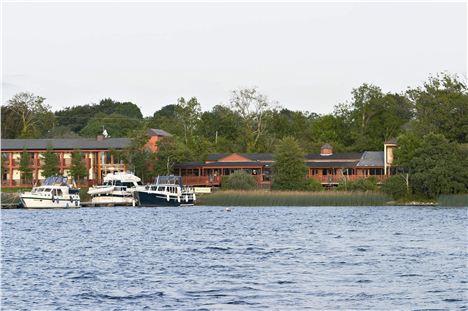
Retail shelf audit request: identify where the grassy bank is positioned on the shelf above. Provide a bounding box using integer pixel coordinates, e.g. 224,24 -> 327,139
198,190 -> 392,206
437,194 -> 468,207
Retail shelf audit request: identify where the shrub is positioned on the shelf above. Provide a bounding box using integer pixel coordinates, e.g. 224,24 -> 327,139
381,175 -> 408,200
306,178 -> 323,191
221,171 -> 257,190
336,177 -> 378,192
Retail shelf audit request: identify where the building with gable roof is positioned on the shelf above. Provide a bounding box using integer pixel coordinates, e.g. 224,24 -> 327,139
0,129 -> 171,187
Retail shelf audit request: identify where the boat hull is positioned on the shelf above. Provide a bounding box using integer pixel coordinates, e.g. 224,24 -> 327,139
91,195 -> 136,206
20,196 -> 80,209
136,191 -> 190,207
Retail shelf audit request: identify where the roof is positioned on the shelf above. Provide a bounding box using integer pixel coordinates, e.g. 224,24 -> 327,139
305,152 -> 363,160
203,162 -> 266,168
206,153 -> 274,161
1,138 -> 131,151
384,138 -> 397,145
146,128 -> 172,137
356,151 -> 384,167
321,143 -> 333,149
307,161 -> 359,168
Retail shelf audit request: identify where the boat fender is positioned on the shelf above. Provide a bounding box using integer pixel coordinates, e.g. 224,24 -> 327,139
166,194 -> 170,202
193,193 -> 196,202
51,196 -> 56,203
177,196 -> 180,203
70,196 -> 74,203
185,195 -> 188,202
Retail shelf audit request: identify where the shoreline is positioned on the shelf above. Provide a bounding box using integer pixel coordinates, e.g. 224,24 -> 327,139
2,190 -> 466,208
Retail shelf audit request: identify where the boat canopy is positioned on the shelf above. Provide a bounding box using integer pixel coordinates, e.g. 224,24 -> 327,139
42,176 -> 68,186
154,176 -> 183,186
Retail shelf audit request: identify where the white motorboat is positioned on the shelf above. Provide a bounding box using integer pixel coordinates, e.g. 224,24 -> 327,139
20,176 -> 81,209
88,171 -> 142,205
135,176 -> 196,207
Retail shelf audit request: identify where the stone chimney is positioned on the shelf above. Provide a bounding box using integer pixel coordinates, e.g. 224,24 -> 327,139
96,134 -> 105,141
320,143 -> 333,156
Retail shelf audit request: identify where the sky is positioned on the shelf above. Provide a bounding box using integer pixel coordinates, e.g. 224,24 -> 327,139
2,1 -> 466,117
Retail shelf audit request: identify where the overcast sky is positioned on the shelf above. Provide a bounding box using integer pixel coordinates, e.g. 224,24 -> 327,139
2,2 -> 466,116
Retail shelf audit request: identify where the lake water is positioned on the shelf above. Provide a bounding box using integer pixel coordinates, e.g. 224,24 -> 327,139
2,206 -> 467,310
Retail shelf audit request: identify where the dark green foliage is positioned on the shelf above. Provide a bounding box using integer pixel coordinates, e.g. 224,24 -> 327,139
80,113 -> 143,137
69,150 -> 88,181
41,145 -> 59,177
221,171 -> 257,190
272,137 -> 308,190
381,175 -> 409,200
152,136 -> 193,176
408,73 -> 468,143
19,149 -> 33,183
121,129 -> 155,182
55,98 -> 143,133
305,178 -> 323,191
408,133 -> 468,199
337,177 -> 378,192
1,92 -> 55,139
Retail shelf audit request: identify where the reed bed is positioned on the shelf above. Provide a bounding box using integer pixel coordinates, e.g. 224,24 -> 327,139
437,194 -> 468,207
198,190 -> 391,206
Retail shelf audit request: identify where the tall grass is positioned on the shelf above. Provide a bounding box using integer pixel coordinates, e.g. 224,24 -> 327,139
437,194 -> 468,207
198,190 -> 391,206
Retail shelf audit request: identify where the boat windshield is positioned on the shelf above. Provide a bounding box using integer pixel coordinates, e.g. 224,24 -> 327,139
154,176 -> 182,186
43,176 -> 68,186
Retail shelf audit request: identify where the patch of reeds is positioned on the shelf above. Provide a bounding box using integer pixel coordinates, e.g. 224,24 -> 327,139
437,194 -> 468,207
79,188 -> 91,202
198,190 -> 391,206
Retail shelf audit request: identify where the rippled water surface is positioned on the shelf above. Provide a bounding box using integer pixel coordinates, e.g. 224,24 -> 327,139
2,206 -> 467,310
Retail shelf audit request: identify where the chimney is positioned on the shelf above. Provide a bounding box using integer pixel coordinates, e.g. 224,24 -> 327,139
96,134 -> 105,141
320,143 -> 333,156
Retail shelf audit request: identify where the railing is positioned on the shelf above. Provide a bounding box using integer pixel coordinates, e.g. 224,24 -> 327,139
182,176 -> 221,186
310,175 -> 387,184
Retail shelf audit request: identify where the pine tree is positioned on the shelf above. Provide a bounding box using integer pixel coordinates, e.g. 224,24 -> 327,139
272,136 -> 308,190
19,148 -> 33,183
41,145 -> 59,177
69,150 -> 88,182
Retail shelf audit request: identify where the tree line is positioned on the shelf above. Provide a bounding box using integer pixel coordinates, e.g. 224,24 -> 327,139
1,72 -> 467,199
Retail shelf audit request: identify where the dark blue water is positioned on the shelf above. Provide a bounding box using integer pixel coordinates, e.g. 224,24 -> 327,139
2,206 -> 467,310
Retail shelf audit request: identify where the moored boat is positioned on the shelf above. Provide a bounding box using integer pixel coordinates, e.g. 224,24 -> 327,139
135,175 -> 196,207
88,172 -> 142,206
20,176 -> 81,209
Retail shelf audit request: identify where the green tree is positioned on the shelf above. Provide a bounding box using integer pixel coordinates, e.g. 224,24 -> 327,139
80,113 -> 143,137
55,98 -> 143,133
122,129 -> 155,182
408,133 -> 468,199
153,136 -> 193,176
381,175 -> 409,200
197,105 -> 243,152
41,145 -> 59,177
221,170 -> 257,190
230,88 -> 275,152
408,73 -> 468,143
272,137 -> 308,190
175,97 -> 201,145
69,150 -> 88,182
19,149 -> 33,183
1,92 -> 55,138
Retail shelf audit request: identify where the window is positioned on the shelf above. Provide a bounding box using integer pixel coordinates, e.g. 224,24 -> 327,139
343,168 -> 355,176
369,168 -> 384,175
